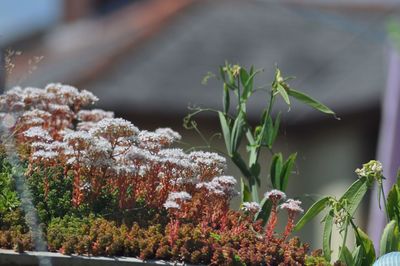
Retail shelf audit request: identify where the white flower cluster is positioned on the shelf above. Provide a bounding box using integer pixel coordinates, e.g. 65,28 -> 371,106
280,199 -> 303,213
264,189 -> 286,201
0,84 -> 98,114
89,118 -> 139,139
23,127 -> 52,142
163,191 -> 192,210
355,160 -> 383,180
196,175 -> 238,197
6,82 -> 237,210
77,109 -> 115,131
138,129 -> 181,151
189,151 -> 227,175
241,201 -> 261,213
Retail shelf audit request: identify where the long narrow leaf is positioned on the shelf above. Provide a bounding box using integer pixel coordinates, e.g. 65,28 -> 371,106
263,116 -> 274,147
286,88 -> 335,116
355,227 -> 376,265
230,111 -> 246,153
270,153 -> 283,189
380,220 -> 398,256
352,246 -> 362,266
280,153 -> 297,191
223,84 -> 230,114
323,210 -> 334,262
240,68 -> 251,101
231,152 -> 252,179
255,197 -> 272,225
387,182 -> 400,221
241,178 -> 252,203
339,246 -> 354,266
276,83 -> 290,105
294,196 -> 330,231
270,112 -> 281,148
218,112 -> 232,155
339,177 -> 369,217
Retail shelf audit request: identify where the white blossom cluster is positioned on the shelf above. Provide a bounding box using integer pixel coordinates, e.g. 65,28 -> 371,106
163,191 -> 192,210
0,84 -> 97,114
196,175 -> 238,197
241,201 -> 261,213
264,189 -> 286,201
23,126 -> 52,142
355,160 -> 383,180
4,83 -> 235,210
280,199 -> 303,213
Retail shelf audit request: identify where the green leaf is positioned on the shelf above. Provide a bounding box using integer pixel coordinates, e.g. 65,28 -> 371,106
210,232 -> 221,241
230,111 -> 246,153
339,177 -> 369,217
242,67 -> 261,101
380,220 -> 398,256
270,112 -> 281,148
231,152 -> 252,179
240,68 -> 249,87
339,246 -> 354,266
218,112 -> 232,155
387,181 -> 400,221
250,162 -> 261,178
223,83 -> 230,114
352,246 -> 362,266
276,83 -> 290,105
240,68 -> 251,101
270,153 -> 283,189
246,128 -> 256,146
255,197 -> 272,225
322,210 -> 334,262
241,178 -> 252,203
294,196 -> 330,231
280,153 -> 297,191
286,88 -> 336,117
262,116 -> 274,147
355,227 -> 376,265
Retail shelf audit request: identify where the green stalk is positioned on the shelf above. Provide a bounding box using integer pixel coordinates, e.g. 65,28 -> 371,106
379,182 -> 390,222
338,219 -> 349,260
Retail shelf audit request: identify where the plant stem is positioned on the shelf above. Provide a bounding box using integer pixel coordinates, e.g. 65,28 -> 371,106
380,183 -> 390,222
338,219 -> 349,260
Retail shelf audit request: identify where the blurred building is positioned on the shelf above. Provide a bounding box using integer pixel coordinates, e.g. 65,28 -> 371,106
1,0 -> 400,251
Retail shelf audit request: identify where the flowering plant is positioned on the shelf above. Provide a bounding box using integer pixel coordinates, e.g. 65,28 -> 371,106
0,80 -> 329,265
7,63 -> 399,265
185,63 -> 336,226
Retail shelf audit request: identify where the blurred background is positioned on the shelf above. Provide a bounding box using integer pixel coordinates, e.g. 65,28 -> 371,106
1,0 -> 400,253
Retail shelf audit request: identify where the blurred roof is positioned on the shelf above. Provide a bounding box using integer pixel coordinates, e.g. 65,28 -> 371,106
16,0 -> 395,122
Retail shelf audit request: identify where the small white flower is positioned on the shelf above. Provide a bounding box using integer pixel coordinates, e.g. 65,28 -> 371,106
264,189 -> 286,201
355,160 -> 383,179
241,202 -> 261,213
23,127 -> 52,141
280,199 -> 303,213
63,131 -> 91,142
77,109 -> 114,122
89,118 -> 139,138
163,200 -> 180,209
167,191 -> 192,201
213,175 -> 236,186
155,127 -> 181,141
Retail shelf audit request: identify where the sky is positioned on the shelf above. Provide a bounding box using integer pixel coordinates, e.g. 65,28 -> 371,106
0,0 -> 62,45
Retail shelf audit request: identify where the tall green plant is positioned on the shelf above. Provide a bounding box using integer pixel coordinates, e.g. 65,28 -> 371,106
184,62 -> 336,222
294,160 -> 400,265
